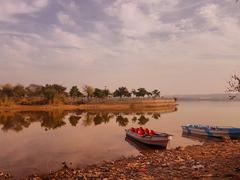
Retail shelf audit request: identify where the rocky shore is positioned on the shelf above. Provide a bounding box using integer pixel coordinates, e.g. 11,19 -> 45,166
1,140 -> 240,180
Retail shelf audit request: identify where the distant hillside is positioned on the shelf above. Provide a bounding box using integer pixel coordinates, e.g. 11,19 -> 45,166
167,93 -> 240,101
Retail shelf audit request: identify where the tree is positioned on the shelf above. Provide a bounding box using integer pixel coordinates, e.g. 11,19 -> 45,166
113,87 -> 131,98
50,84 -> 66,94
13,84 -> 26,98
42,84 -> 67,104
131,89 -> 137,97
69,86 -> 83,98
0,84 -> 14,97
25,84 -> 43,97
93,88 -> 111,98
131,88 -> 150,97
151,89 -> 160,98
43,87 -> 58,103
93,88 -> 105,98
137,88 -> 149,97
83,85 -> 94,99
103,89 -> 111,97
227,75 -> 240,99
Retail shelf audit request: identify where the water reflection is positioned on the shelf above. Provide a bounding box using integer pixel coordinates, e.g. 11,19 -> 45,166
125,136 -> 165,152
182,132 -> 222,143
1,102 -> 240,178
0,108 -> 177,177
0,111 -> 68,132
0,109 -> 176,132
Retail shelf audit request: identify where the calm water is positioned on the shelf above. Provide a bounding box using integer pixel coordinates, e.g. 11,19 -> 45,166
0,101 -> 240,177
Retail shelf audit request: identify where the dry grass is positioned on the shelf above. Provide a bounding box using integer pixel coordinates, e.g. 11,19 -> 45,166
0,99 -> 177,112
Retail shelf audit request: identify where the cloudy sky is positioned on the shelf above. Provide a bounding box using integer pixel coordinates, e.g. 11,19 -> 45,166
0,0 -> 240,95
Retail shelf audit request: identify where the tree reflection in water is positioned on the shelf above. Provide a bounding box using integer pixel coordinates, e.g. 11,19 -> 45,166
0,110 -> 170,132
138,115 -> 149,125
0,112 -> 31,132
69,115 -> 81,126
116,115 -> 129,127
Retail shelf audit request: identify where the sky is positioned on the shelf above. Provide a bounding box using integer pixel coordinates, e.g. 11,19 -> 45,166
0,0 -> 240,95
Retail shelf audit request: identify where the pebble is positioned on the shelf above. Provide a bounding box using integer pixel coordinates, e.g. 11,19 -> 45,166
1,140 -> 240,180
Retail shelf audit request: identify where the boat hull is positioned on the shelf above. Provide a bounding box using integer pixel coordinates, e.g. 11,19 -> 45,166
125,130 -> 170,148
182,125 -> 240,139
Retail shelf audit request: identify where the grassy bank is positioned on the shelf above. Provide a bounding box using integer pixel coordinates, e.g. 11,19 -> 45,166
0,98 -> 177,111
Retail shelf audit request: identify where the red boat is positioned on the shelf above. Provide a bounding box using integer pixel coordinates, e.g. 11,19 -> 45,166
125,127 -> 172,148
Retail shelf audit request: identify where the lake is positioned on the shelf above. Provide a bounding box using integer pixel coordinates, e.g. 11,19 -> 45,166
0,101 -> 240,177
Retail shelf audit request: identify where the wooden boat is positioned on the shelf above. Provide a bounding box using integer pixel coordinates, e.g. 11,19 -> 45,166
125,128 -> 172,148
182,124 -> 240,139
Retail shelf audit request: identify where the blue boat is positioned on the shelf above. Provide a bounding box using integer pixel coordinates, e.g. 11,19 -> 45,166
181,124 -> 240,139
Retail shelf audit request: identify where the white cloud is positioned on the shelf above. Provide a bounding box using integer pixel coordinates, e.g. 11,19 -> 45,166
33,0 -> 48,8
104,0 -> 180,38
199,4 -> 220,27
57,12 -> 76,26
0,0 -> 48,22
0,0 -> 240,93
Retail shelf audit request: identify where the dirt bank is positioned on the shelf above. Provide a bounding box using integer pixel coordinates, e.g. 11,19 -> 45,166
1,140 -> 238,180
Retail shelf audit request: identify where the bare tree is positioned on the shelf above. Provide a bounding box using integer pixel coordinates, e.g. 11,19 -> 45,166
227,75 -> 240,99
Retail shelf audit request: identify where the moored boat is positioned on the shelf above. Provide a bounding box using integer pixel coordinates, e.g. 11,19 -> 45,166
125,127 -> 172,148
182,124 -> 240,139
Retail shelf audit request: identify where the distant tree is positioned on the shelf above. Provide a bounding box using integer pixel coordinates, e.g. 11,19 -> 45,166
69,86 -> 83,98
151,89 -> 160,98
93,88 -> 111,98
131,89 -> 138,97
42,84 -> 67,104
103,89 -> 111,97
13,84 -> 26,98
43,87 -> 58,103
83,85 -> 94,99
227,75 -> 240,99
50,84 -> 66,94
26,84 -> 43,97
113,87 -> 131,98
132,88 -> 149,97
137,88 -> 149,97
93,88 -> 105,98
0,84 -> 14,97
147,91 -> 152,97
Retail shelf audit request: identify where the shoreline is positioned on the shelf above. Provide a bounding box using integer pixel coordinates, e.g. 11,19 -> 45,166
1,140 -> 239,179
0,99 -> 177,112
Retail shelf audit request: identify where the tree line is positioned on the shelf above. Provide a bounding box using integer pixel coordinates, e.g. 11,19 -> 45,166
0,83 -> 161,105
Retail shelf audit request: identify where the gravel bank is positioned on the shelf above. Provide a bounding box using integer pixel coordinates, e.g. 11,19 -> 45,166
1,140 -> 240,180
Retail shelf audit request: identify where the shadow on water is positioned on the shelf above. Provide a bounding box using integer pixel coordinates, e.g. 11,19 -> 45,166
0,108 -> 177,132
181,132 -> 223,143
125,136 -> 166,153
